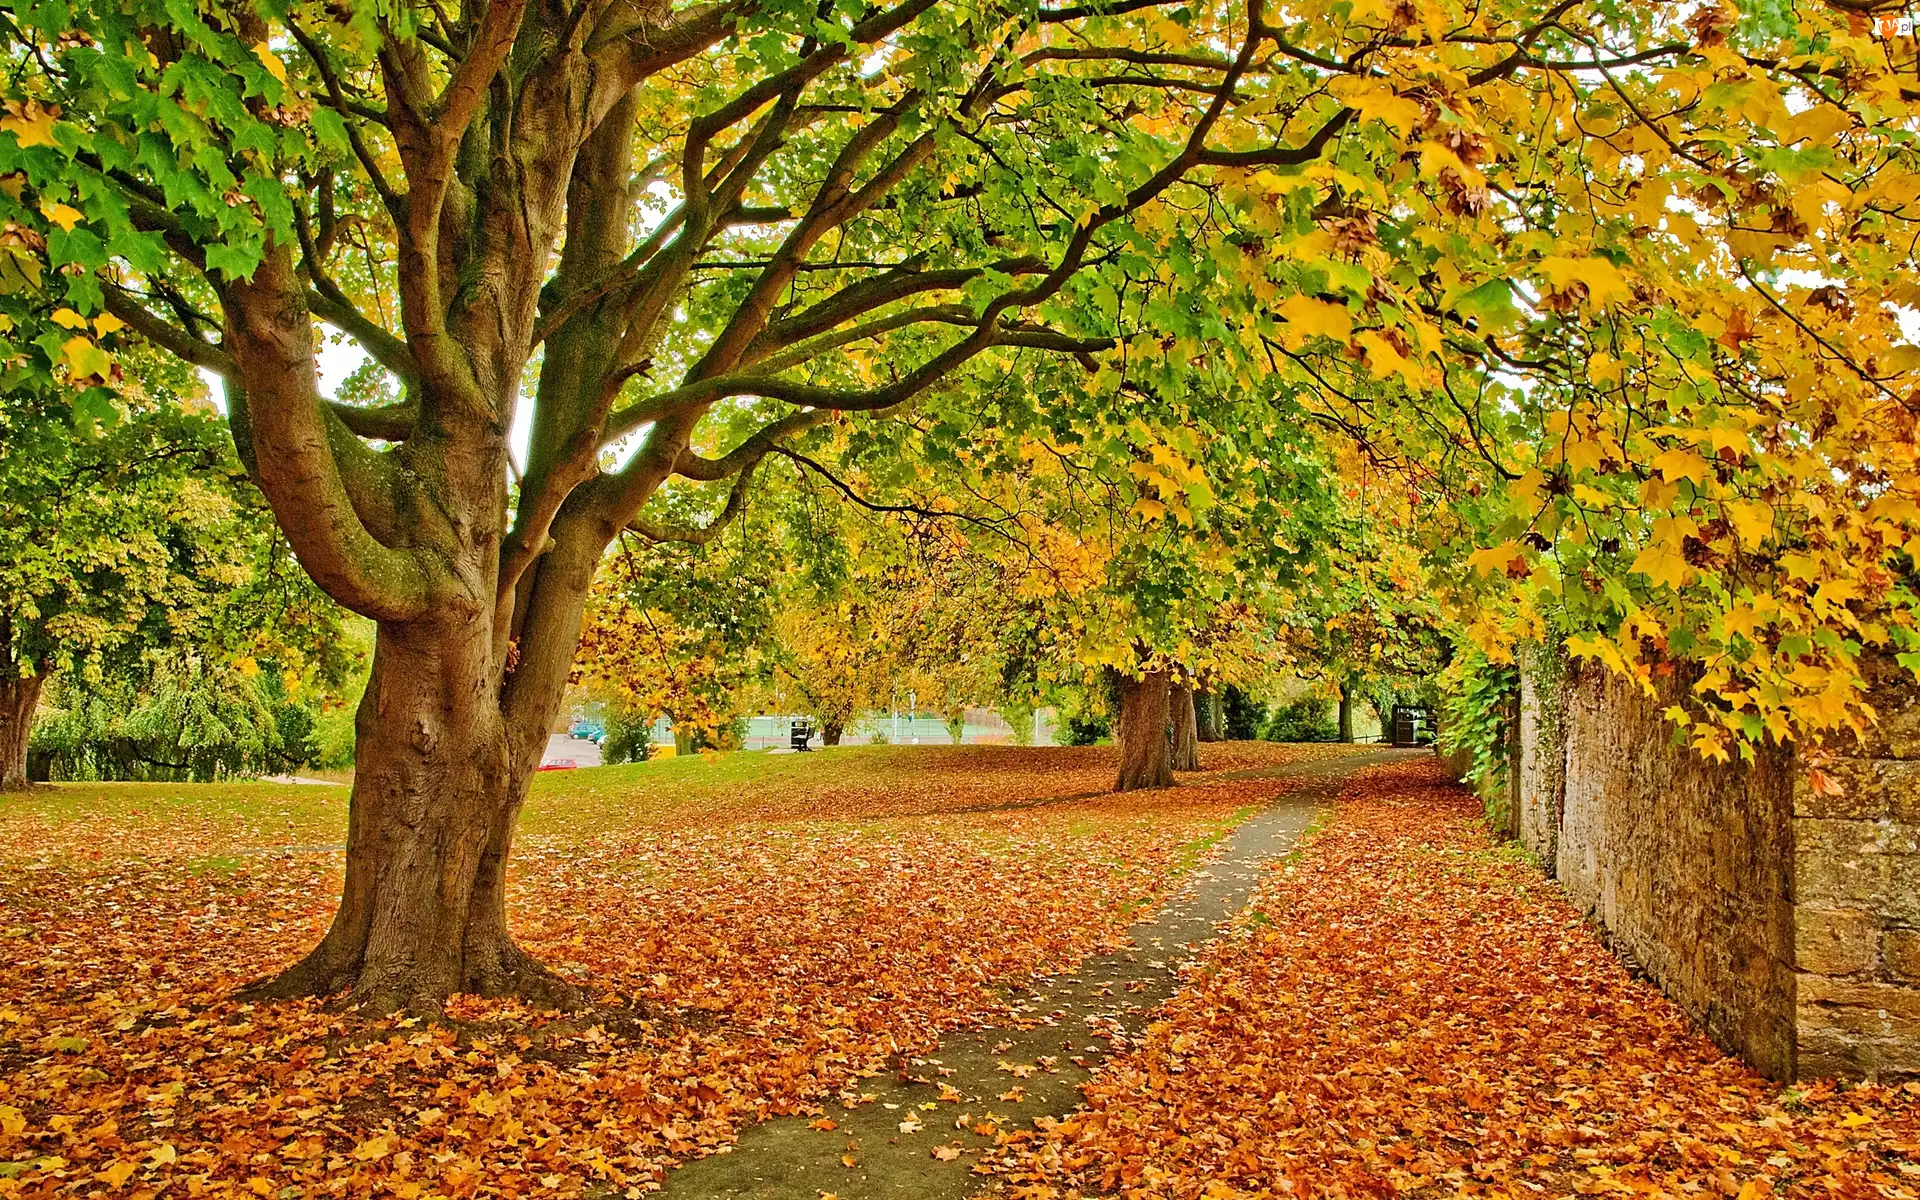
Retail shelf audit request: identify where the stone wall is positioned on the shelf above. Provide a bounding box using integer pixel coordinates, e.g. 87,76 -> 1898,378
1515,643 -> 1568,875
1791,652 -> 1920,1078
1553,663 -> 1799,1079
1518,649 -> 1920,1081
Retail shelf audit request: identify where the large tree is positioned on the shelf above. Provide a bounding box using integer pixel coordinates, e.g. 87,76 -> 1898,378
3,0 -> 1345,1010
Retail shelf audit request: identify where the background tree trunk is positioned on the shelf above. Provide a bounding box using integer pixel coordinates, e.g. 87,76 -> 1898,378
1338,680 -> 1355,743
0,670 -> 43,792
822,719 -> 844,746
1170,682 -> 1200,771
248,611 -> 576,1012
1114,671 -> 1174,791
1194,689 -> 1222,742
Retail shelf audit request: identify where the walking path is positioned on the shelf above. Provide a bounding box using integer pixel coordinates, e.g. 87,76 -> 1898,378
661,747 -> 1420,1198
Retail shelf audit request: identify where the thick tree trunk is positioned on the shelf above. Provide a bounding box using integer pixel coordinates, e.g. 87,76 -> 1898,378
1114,670 -> 1174,792
1170,682 -> 1200,771
1337,680 -> 1355,743
822,719 -> 844,746
247,611 -> 577,1012
1194,689 -> 1222,743
0,670 -> 42,792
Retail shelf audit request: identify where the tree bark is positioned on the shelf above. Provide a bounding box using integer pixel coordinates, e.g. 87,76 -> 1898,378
1337,680 -> 1355,743
0,670 -> 42,792
1114,670 -> 1174,792
821,719 -> 844,746
1194,689 -> 1222,743
245,610 -> 577,1013
1170,682 -> 1200,771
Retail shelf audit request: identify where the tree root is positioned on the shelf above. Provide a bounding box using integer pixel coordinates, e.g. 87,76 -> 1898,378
236,936 -> 583,1014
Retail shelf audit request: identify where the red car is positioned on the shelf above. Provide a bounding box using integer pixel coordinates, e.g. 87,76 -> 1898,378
538,758 -> 578,771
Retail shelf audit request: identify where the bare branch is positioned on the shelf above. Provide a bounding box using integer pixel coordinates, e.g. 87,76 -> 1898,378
101,283 -> 236,376
628,462 -> 760,545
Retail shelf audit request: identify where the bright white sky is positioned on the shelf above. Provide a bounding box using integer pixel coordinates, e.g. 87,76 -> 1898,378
202,329 -> 539,468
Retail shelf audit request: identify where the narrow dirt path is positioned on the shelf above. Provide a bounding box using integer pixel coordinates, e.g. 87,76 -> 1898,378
661,747 -> 1420,1199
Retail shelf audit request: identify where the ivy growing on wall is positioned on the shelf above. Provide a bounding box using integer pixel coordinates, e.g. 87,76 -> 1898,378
1440,649 -> 1521,823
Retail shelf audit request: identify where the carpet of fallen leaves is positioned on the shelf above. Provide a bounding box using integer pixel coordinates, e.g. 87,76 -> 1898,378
0,742 -> 1355,1198
980,759 -> 1920,1200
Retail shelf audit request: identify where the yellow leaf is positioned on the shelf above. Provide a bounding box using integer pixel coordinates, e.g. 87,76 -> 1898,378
1132,497 -> 1168,522
1651,447 -> 1709,485
61,335 -> 113,382
1565,437 -> 1607,474
98,1160 -> 139,1188
1566,633 -> 1630,677
1537,256 -> 1632,308
39,200 -> 81,231
1328,77 -> 1424,137
149,1142 -> 176,1165
93,312 -> 127,336
1725,500 -> 1773,548
1707,424 -> 1750,457
1466,540 -> 1521,577
1630,543 -> 1692,590
253,42 -> 289,83
2,106 -> 57,148
351,1134 -> 392,1161
0,1105 -> 23,1136
51,307 -> 88,330
1355,330 -> 1423,388
1274,293 -> 1351,349
1722,605 -> 1761,641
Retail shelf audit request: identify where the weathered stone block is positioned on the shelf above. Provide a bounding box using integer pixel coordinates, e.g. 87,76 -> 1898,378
1888,858 -> 1920,924
1798,1026 -> 1920,1079
1795,907 -> 1879,976
1797,833 -> 1891,908
1799,975 -> 1920,1022
1890,768 -> 1920,824
1885,929 -> 1920,982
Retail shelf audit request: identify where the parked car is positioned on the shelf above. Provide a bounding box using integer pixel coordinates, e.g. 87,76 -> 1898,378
568,718 -> 605,742
538,758 -> 578,771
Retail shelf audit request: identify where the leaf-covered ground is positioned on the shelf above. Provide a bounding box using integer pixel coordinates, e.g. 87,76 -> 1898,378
0,742 -> 1355,1197
981,760 -> 1920,1200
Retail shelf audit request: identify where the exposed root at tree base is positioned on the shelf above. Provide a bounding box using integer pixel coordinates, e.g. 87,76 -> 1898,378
235,939 -> 585,1015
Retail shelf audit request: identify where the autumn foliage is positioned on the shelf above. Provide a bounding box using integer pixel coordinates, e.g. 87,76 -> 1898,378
0,745 -> 1337,1196
984,761 -> 1920,1198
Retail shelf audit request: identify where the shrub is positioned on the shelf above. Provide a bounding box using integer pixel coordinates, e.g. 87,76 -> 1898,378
1058,711 -> 1110,746
1221,686 -> 1263,740
600,704 -> 656,765
1260,697 -> 1337,742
